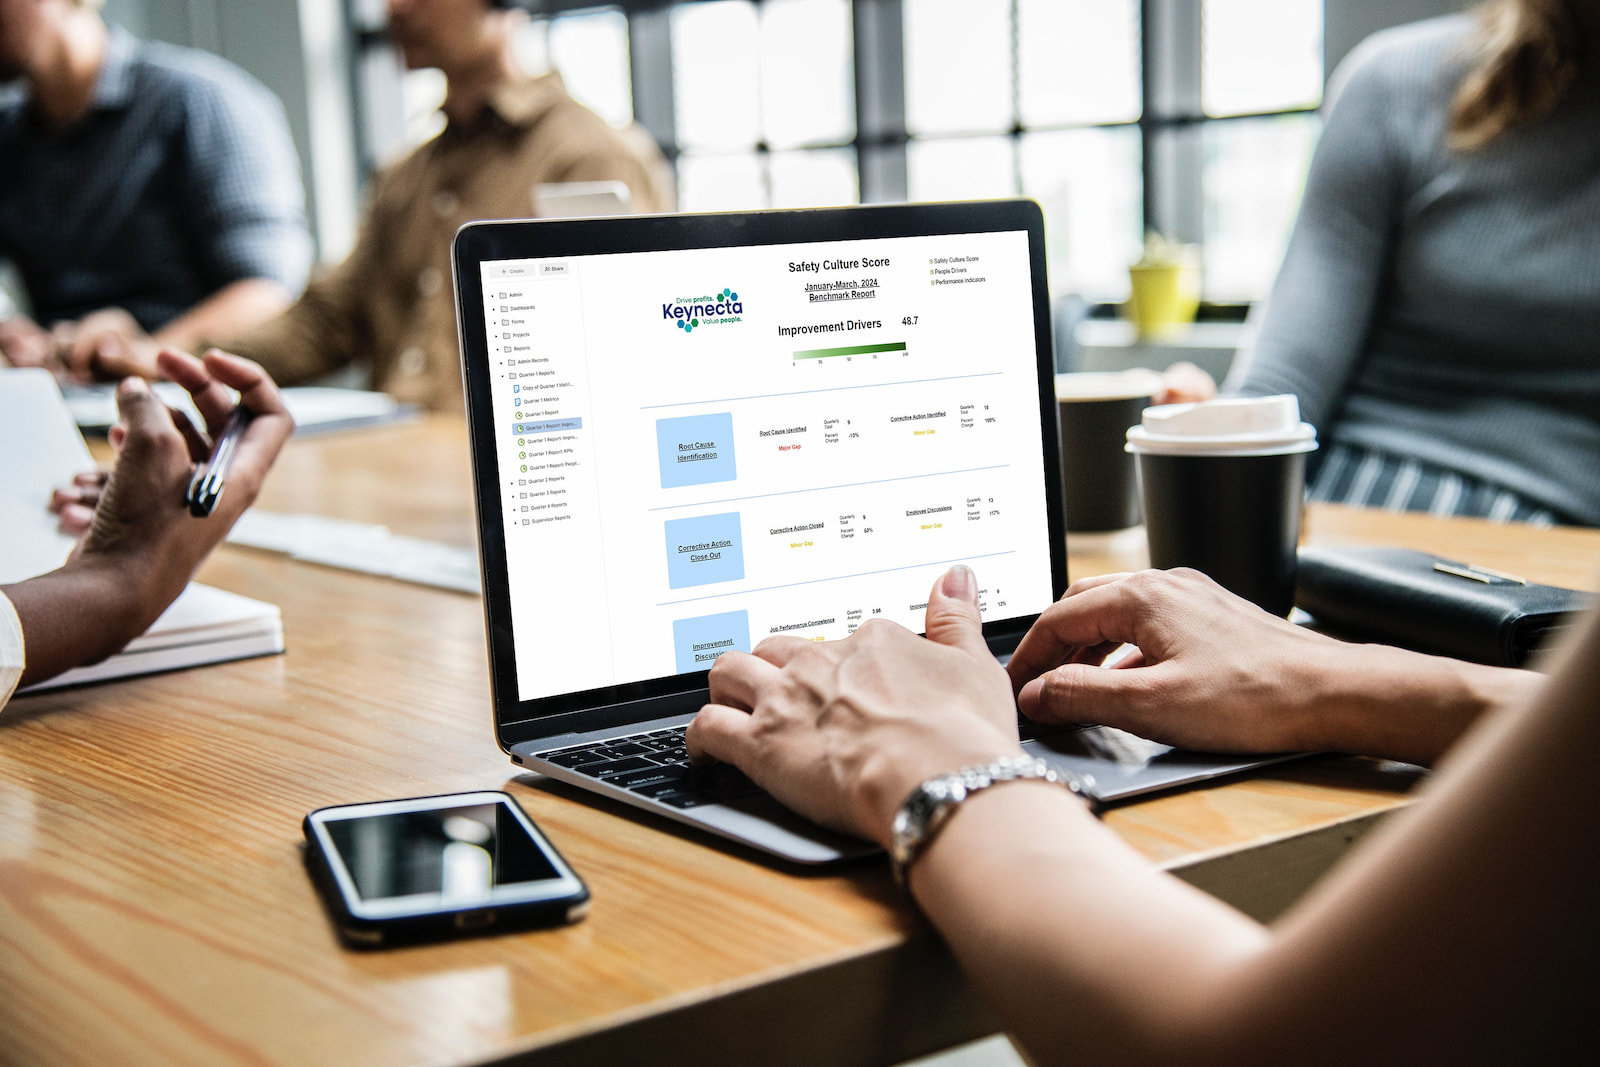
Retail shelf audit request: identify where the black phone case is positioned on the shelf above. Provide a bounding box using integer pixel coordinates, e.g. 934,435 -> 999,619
301,797 -> 590,949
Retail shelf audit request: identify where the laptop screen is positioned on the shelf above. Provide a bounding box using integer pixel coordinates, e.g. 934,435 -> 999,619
454,203 -> 1066,737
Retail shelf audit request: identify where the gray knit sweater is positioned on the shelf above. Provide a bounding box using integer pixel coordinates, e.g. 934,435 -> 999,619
1234,15 -> 1600,526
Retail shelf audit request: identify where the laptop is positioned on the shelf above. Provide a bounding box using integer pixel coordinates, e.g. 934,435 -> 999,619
452,201 -> 1291,865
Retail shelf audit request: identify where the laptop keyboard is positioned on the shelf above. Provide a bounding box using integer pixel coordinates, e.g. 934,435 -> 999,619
540,727 -> 765,809
541,716 -> 1080,809
1017,716 -> 1083,742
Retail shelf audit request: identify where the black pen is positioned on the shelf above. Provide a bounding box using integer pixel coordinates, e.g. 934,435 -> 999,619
185,405 -> 254,518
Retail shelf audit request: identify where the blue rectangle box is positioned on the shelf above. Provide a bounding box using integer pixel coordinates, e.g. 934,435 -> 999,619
664,512 -> 745,589
672,610 -> 751,673
656,412 -> 737,489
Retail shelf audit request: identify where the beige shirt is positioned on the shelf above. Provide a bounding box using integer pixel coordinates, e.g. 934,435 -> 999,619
1,590 -> 23,712
227,73 -> 670,413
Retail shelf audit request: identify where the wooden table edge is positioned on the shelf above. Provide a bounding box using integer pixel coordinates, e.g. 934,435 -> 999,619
470,929 -> 995,1067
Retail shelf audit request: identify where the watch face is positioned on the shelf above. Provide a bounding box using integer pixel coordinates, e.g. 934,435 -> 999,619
893,780 -> 948,862
890,808 -> 916,863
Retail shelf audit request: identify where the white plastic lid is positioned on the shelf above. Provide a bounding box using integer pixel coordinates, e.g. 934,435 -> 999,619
1125,395 -> 1318,457
1055,369 -> 1164,402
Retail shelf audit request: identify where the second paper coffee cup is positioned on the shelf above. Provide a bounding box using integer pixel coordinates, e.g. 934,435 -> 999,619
1126,396 -> 1317,617
1056,369 -> 1163,533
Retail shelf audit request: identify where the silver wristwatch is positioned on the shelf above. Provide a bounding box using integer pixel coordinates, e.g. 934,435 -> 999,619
889,756 -> 1096,888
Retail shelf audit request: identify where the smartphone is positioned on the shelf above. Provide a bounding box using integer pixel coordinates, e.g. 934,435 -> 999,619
303,791 -> 589,948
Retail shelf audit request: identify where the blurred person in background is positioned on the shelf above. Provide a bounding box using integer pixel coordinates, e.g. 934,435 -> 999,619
1216,0 -> 1600,527
0,0 -> 311,374
53,0 -> 671,413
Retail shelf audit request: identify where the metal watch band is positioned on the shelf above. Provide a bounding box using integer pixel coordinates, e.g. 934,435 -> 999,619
889,756 -> 1098,889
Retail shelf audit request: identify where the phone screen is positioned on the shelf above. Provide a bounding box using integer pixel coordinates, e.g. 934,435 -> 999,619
321,799 -> 561,904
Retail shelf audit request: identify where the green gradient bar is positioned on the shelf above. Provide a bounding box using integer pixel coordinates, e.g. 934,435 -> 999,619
792,341 -> 907,360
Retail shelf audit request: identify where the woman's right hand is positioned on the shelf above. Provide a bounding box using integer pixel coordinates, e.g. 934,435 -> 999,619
5,349 -> 294,688
68,348 -> 295,630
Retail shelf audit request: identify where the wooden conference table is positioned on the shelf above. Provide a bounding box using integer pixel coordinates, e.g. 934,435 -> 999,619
3,416 -> 1596,1067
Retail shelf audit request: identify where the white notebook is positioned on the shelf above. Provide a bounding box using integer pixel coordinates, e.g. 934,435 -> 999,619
19,584 -> 284,693
0,369 -> 89,583
0,368 -> 284,692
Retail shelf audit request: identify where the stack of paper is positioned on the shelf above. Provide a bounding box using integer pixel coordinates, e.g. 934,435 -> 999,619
1,368 -> 284,694
0,370 -> 88,582
226,510 -> 481,594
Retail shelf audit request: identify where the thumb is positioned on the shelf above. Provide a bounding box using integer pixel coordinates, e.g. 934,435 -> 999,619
924,565 -> 990,661
113,376 -> 174,441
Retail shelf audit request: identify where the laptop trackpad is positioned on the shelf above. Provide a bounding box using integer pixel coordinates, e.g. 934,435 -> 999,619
689,795 -> 878,863
1024,726 -> 1295,803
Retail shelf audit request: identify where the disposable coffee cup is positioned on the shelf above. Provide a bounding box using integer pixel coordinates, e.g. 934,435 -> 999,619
1056,369 -> 1163,534
1126,396 -> 1317,617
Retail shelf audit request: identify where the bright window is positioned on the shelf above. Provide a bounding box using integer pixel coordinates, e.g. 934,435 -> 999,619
1020,128 -> 1144,299
672,2 -> 762,151
1202,115 -> 1320,300
550,10 -> 634,129
904,0 -> 1013,136
904,0 -> 1147,301
676,151 -> 766,213
353,1 -> 1332,304
769,148 -> 859,208
1018,0 -> 1141,128
761,0 -> 855,149
1203,0 -> 1324,116
671,0 -> 857,210
906,136 -> 1015,202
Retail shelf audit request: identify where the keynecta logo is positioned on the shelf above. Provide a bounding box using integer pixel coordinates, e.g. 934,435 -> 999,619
663,288 -> 744,333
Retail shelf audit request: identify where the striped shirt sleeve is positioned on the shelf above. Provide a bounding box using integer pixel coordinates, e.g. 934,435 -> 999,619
0,590 -> 23,713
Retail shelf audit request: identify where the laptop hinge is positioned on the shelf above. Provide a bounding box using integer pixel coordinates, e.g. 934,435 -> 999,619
510,709 -> 698,759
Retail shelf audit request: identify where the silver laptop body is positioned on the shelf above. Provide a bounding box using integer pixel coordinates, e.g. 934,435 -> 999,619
453,202 -> 1287,865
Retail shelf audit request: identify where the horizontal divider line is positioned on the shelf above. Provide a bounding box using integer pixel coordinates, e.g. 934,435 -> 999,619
646,464 -> 1010,512
656,550 -> 1017,608
638,371 -> 1003,410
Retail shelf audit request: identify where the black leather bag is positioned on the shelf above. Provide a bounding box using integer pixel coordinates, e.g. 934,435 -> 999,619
1295,546 -> 1594,668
